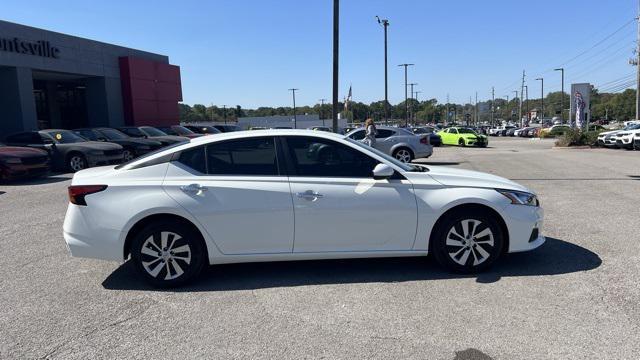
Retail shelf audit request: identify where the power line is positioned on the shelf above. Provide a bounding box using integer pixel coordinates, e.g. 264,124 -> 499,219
558,18 -> 636,66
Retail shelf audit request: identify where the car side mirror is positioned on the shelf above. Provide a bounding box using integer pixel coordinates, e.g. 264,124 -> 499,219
372,163 -> 394,180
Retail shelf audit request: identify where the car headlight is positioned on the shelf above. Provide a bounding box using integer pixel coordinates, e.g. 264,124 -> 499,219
497,189 -> 539,206
88,150 -> 104,156
1,157 -> 22,165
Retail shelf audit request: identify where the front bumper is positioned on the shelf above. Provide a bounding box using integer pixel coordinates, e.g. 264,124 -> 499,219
0,162 -> 50,180
616,136 -> 634,148
467,137 -> 488,147
503,203 -> 545,253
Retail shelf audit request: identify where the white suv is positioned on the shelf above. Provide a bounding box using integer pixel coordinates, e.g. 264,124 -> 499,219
598,123 -> 640,148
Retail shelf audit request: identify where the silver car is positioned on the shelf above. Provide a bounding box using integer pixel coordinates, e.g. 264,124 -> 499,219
346,126 -> 433,162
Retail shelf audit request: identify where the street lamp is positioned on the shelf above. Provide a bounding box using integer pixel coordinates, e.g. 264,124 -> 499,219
319,98 -> 327,126
536,78 -> 544,125
513,90 -> 518,124
289,88 -> 299,129
554,68 -> 565,124
398,63 -> 414,127
376,16 -> 390,125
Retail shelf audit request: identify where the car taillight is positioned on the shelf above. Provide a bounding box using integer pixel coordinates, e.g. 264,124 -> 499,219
68,185 -> 107,206
420,136 -> 429,145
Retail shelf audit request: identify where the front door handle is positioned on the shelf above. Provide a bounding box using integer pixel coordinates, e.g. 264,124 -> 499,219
180,183 -> 208,194
296,190 -> 323,201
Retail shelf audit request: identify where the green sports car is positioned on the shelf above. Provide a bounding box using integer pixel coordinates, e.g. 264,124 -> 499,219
437,127 -> 488,147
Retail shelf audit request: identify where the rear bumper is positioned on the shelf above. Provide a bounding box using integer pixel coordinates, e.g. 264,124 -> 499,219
63,204 -> 124,261
414,145 -> 433,159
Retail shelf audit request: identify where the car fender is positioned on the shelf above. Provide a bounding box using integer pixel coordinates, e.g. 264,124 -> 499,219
410,186 -> 509,251
389,142 -> 413,155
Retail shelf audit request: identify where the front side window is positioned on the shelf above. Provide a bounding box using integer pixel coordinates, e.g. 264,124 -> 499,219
285,136 -> 378,178
206,137 -> 278,176
98,128 -> 129,140
120,128 -> 144,137
140,127 -> 168,137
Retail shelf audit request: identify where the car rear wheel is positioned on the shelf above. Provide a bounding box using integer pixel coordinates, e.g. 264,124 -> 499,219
393,148 -> 414,163
68,154 -> 87,172
432,210 -> 504,273
131,221 -> 206,288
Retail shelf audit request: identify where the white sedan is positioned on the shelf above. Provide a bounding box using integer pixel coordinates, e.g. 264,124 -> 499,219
63,130 -> 545,287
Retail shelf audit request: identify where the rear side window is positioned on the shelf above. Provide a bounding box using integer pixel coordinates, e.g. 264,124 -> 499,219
177,147 -> 206,174
376,129 -> 395,138
5,132 -> 43,144
206,137 -> 278,176
349,129 -> 365,140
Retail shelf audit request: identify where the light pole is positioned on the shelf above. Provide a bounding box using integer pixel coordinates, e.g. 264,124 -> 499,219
505,95 -> 509,124
332,0 -> 339,132
414,90 -> 422,123
398,63 -> 414,127
289,88 -> 299,129
554,68 -> 565,124
513,90 -> 518,124
319,98 -> 327,126
409,82 -> 418,124
524,85 -> 529,124
222,105 -> 227,124
376,16 -> 390,125
536,78 -> 544,125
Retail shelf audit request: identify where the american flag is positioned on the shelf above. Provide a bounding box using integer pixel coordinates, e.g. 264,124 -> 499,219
344,85 -> 352,111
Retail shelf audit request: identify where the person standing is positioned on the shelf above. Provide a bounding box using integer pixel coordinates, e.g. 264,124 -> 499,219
363,118 -> 377,147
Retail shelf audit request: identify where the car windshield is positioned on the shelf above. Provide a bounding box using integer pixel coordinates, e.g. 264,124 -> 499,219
345,137 -> 417,172
98,128 -> 129,140
624,124 -> 640,130
44,130 -> 87,144
457,128 -> 477,134
140,127 -> 168,136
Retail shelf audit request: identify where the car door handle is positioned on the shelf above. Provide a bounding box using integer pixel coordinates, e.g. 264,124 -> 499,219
180,183 -> 208,194
296,190 -> 323,201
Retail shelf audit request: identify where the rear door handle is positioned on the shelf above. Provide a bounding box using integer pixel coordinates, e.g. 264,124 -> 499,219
296,190 -> 323,201
180,183 -> 208,194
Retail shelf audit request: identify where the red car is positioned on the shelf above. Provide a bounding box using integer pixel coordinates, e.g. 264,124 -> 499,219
0,143 -> 50,181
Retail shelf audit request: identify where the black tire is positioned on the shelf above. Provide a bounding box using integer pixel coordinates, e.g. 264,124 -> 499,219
458,138 -> 465,147
392,147 -> 414,163
67,153 -> 87,172
123,148 -> 136,162
431,209 -> 504,273
130,220 -> 206,288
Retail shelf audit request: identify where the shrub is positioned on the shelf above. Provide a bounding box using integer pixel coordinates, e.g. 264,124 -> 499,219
555,128 -> 602,147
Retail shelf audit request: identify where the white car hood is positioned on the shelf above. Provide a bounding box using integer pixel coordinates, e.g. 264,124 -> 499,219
598,129 -> 621,136
405,165 -> 531,193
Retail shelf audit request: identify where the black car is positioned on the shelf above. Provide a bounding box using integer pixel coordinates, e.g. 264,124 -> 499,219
155,125 -> 203,138
118,126 -> 189,147
410,127 -> 441,147
4,129 -> 123,172
73,128 -> 163,162
213,125 -> 240,133
183,125 -> 222,135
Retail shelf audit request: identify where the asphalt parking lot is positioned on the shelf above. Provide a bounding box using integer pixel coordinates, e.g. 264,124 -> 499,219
1,137 -> 639,360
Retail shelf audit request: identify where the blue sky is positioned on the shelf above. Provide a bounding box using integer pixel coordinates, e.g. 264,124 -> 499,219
2,0 -> 637,107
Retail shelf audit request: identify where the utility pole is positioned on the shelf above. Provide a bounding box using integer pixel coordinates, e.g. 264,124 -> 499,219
475,92 -> 478,126
513,90 -> 518,124
524,85 -> 529,124
332,0 -> 339,132
415,90 -> 422,124
398,63 -> 414,127
636,2 -> 640,120
409,82 -> 417,124
222,105 -> 227,124
288,89 -> 299,128
536,77 -> 544,125
520,70 -> 525,127
505,95 -> 509,124
554,68 -> 565,124
491,87 -> 495,127
376,16 -> 390,125
319,98 -> 327,126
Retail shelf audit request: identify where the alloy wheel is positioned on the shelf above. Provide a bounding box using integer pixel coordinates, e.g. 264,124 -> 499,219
395,149 -> 412,163
445,219 -> 495,266
123,150 -> 135,162
140,231 -> 192,280
69,156 -> 86,172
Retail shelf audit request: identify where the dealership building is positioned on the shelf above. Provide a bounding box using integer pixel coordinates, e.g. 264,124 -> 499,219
0,20 -> 182,136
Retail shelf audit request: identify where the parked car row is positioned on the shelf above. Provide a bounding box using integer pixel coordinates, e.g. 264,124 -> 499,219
597,123 -> 640,150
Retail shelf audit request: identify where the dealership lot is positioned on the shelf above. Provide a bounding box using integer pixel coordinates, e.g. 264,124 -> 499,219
1,137 -> 639,359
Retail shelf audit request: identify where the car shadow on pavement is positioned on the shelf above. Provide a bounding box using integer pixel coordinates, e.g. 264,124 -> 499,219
102,237 -> 601,292
0,174 -> 71,186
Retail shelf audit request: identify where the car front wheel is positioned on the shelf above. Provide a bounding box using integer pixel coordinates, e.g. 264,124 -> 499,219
130,221 -> 206,287
458,138 -> 465,147
432,210 -> 504,273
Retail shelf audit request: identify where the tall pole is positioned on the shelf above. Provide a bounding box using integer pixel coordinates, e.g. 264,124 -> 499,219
554,68 -> 565,124
505,95 -> 509,124
636,2 -> 640,120
415,90 -> 422,123
376,16 -> 390,125
524,85 -> 529,124
332,0 -> 339,132
319,98 -> 327,126
475,92 -> 478,126
536,78 -> 544,125
491,87 -> 495,127
513,90 -> 518,124
223,105 -> 227,124
409,82 -> 417,124
520,70 -> 525,127
398,63 -> 414,127
289,88 -> 299,129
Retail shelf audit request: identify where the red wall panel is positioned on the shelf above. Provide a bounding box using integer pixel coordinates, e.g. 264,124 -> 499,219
119,56 -> 182,126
